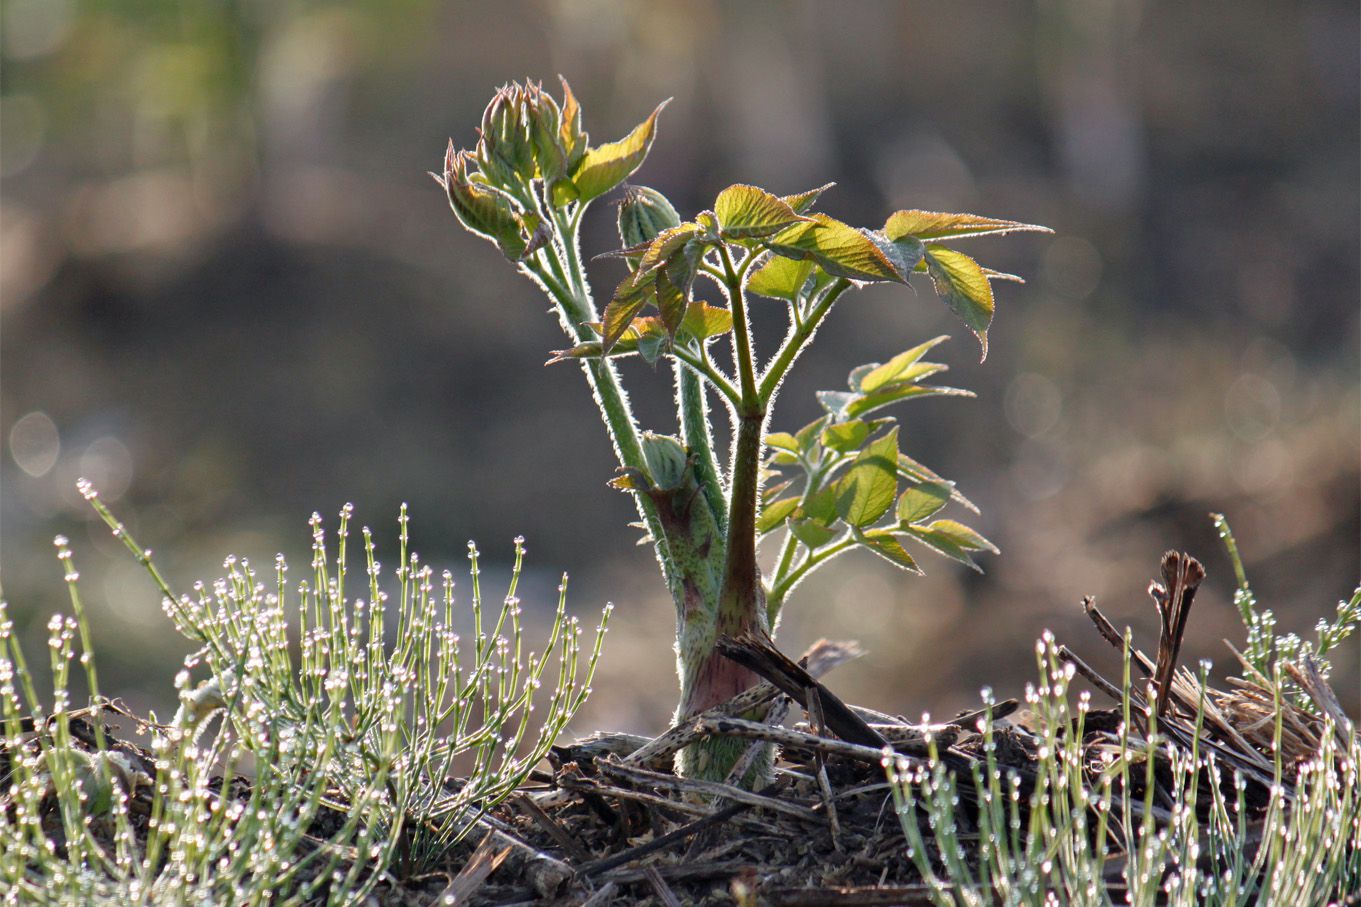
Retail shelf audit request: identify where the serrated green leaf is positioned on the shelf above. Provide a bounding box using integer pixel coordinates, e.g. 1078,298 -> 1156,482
570,100 -> 668,203
859,530 -> 923,573
794,417 -> 826,455
789,518 -> 838,550
655,267 -> 687,337
835,427 -> 899,527
781,182 -> 835,215
902,527 -> 983,572
896,482 -> 951,525
921,519 -> 998,553
637,333 -> 666,364
636,223 -> 700,276
747,255 -> 815,301
670,238 -> 707,297
859,336 -> 951,394
884,210 -> 1052,242
816,390 -> 856,418
923,245 -> 994,360
714,184 -> 810,239
845,383 -> 973,419
757,496 -> 800,534
767,214 -> 905,283
802,483 -> 838,525
897,452 -> 978,513
846,363 -> 878,393
821,419 -> 869,453
602,273 -> 653,353
761,478 -> 792,504
680,302 -> 733,340
545,341 -> 606,364
557,77 -> 588,171
868,231 -> 926,283
766,432 -> 800,453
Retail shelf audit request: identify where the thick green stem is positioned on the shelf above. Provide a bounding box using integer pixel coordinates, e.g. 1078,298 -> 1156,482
675,245 -> 770,781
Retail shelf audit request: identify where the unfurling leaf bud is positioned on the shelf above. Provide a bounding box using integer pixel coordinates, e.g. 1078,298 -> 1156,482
640,432 -> 690,492
526,82 -> 568,182
617,186 -> 682,248
435,146 -> 528,261
478,84 -> 538,185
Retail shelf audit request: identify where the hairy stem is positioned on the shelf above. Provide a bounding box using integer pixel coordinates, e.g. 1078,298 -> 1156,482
759,277 -> 852,400
769,537 -> 856,604
765,457 -> 828,626
675,244 -> 770,781
675,360 -> 727,535
527,208 -> 675,589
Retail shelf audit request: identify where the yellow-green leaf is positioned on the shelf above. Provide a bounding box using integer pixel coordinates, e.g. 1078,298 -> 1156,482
757,496 -> 800,534
789,518 -> 837,550
802,483 -> 838,525
903,526 -> 982,572
921,519 -> 998,553
638,223 -> 700,275
765,432 -> 800,453
896,482 -> 951,525
768,214 -> 905,283
845,382 -> 972,419
557,77 -> 588,170
602,273 -> 653,353
794,417 -> 825,454
821,419 -> 869,453
781,182 -> 835,214
924,245 -> 994,361
747,255 -> 815,301
884,210 -> 1052,242
835,427 -> 899,527
714,184 -> 810,238
859,530 -> 923,573
571,100 -> 669,203
859,336 -> 951,394
680,302 -> 733,340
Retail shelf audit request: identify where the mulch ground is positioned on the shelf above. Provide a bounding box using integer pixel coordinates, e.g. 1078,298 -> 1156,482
7,551 -> 1350,905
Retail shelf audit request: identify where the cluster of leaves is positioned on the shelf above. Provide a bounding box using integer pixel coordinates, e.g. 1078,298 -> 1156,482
559,183 -> 1045,367
1213,513 -> 1361,710
431,78 -> 665,262
759,335 -> 997,608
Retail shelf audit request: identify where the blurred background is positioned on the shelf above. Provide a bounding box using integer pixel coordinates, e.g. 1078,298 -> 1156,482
3,1 -> 1357,733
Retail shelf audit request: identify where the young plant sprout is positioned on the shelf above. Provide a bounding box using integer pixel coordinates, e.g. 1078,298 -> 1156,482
434,79 -> 1050,782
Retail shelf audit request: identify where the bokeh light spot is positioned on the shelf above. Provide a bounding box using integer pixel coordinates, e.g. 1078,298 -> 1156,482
9,410 -> 60,477
1224,373 -> 1281,441
1040,235 -> 1104,301
78,436 -> 133,502
2,0 -> 72,60
1005,373 -> 1063,438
